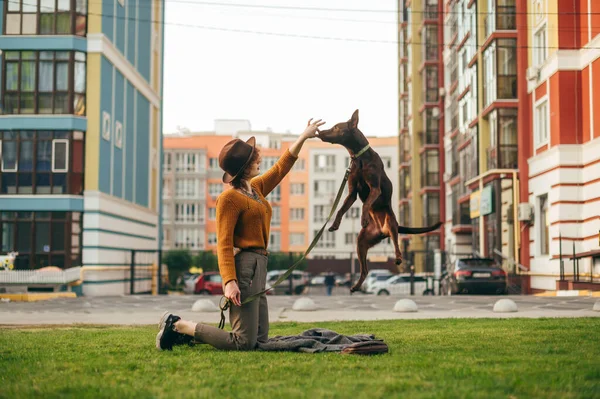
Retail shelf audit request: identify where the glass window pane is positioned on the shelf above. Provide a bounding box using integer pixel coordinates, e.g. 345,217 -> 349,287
57,0 -> 69,10
6,63 -> 19,90
75,52 -> 86,62
74,94 -> 85,116
1,174 -> 17,194
40,14 -> 54,34
5,52 -> 20,60
40,51 -> 53,60
6,14 -> 22,34
17,174 -> 33,194
76,0 -> 87,13
50,254 -> 65,268
51,222 -> 66,251
1,141 -> 18,171
1,223 -> 15,252
56,51 -> 69,60
22,0 -> 38,12
37,141 -> 52,171
75,15 -> 86,36
20,94 -> 35,114
8,0 -> 21,11
22,13 -> 38,34
54,94 -> 69,114
39,93 -> 54,114
36,173 -> 51,194
21,62 -> 36,91
56,62 -> 69,90
19,141 -> 34,171
52,173 -> 66,193
16,222 -> 32,252
21,51 -> 36,60
74,61 -> 85,92
56,13 -> 70,33
53,141 -> 68,171
36,222 -> 50,252
40,0 -> 55,12
39,61 -> 54,91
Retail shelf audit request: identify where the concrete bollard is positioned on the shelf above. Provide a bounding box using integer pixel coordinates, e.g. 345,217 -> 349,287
393,299 -> 418,312
191,299 -> 219,312
292,297 -> 317,311
493,298 -> 518,313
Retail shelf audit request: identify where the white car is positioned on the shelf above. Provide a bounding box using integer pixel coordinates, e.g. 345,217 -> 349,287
368,274 -> 429,296
361,269 -> 394,292
266,270 -> 310,295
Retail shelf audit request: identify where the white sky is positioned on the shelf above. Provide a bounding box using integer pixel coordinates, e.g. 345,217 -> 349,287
162,0 -> 399,137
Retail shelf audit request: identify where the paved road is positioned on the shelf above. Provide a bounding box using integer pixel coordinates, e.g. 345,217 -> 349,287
1,294 -> 598,325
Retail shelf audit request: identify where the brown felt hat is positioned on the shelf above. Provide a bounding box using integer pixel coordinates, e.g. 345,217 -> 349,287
219,136 -> 256,183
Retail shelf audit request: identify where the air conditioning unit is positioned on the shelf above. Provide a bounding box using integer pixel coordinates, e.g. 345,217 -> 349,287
432,107 -> 441,119
518,203 -> 534,222
439,87 -> 446,97
526,67 -> 539,82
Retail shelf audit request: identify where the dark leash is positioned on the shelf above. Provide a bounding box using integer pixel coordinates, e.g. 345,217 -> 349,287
218,166 -> 352,329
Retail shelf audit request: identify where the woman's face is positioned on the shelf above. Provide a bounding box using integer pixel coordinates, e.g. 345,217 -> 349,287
246,159 -> 260,179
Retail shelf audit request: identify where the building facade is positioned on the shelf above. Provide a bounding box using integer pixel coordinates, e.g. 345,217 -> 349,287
400,0 -> 600,291
398,0 -> 446,273
0,0 -> 164,296
162,130 -> 399,262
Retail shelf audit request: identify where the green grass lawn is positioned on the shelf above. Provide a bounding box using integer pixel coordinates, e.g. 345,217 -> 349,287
1,318 -> 599,399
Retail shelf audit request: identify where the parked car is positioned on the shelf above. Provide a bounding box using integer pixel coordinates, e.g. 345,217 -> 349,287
440,258 -> 507,295
194,272 -> 224,295
266,270 -> 310,295
361,269 -> 394,292
368,274 -> 428,296
182,273 -> 201,295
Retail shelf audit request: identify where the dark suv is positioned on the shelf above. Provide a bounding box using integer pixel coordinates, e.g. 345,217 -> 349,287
440,258 -> 507,295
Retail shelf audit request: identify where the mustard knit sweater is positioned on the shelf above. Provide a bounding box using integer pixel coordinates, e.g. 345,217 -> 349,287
216,150 -> 298,285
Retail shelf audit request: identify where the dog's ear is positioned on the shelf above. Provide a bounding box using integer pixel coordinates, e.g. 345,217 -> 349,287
349,109 -> 359,129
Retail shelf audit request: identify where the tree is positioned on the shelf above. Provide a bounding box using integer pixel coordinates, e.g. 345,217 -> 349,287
162,249 -> 192,289
268,252 -> 307,271
193,251 -> 219,272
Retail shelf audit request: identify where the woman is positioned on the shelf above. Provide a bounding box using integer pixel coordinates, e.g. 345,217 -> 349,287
157,118 -> 325,351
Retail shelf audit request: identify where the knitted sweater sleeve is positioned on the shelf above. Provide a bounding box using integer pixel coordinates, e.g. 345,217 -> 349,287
251,149 -> 298,197
216,195 -> 241,286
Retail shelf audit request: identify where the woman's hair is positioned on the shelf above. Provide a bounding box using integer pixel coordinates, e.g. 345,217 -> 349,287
230,148 -> 261,189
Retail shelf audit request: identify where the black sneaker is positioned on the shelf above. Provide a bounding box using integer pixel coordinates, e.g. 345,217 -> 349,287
156,312 -> 193,350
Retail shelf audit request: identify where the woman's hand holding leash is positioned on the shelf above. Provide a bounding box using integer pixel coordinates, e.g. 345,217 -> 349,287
224,280 -> 241,306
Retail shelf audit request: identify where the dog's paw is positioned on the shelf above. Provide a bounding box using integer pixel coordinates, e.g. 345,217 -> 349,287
395,257 -> 402,265
328,222 -> 340,232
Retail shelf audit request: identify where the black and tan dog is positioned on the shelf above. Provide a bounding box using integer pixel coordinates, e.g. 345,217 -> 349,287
317,110 -> 442,292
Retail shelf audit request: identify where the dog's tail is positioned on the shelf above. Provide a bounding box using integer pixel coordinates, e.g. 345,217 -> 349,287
397,222 -> 443,235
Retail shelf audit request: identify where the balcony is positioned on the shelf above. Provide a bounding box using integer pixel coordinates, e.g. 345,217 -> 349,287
419,130 -> 439,145
497,75 -> 517,99
485,5 -> 516,38
423,4 -> 438,21
452,202 -> 471,226
487,145 -> 518,170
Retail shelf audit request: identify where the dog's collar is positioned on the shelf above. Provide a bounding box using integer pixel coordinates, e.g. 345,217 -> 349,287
351,144 -> 371,159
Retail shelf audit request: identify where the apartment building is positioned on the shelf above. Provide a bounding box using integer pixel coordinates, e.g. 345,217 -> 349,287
0,0 -> 164,296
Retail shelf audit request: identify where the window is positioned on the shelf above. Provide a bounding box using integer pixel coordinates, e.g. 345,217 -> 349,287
207,232 -> 217,245
315,230 -> 335,248
290,183 -> 305,195
268,137 -> 281,149
314,154 -> 335,173
421,150 -> 440,187
163,153 -> 172,172
114,121 -> 123,149
423,192 -> 440,227
270,231 -> 281,251
209,158 -> 219,170
266,185 -> 281,202
260,156 -> 279,171
539,194 -> 549,255
271,206 -> 281,226
0,211 -> 81,269
0,131 -> 83,195
4,0 -> 87,36
345,232 -> 358,245
345,207 -> 360,220
174,228 -> 204,250
533,24 -> 547,67
422,25 -> 438,62
292,159 -> 305,171
174,203 -> 204,223
208,207 -> 216,220
290,208 -> 305,221
3,51 -> 86,115
162,204 -> 170,221
290,233 -> 304,246
314,180 -> 335,198
209,183 -> 222,199
314,205 -> 330,222
482,39 -> 517,108
423,66 -> 438,102
534,99 -> 548,147
175,178 -> 200,199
